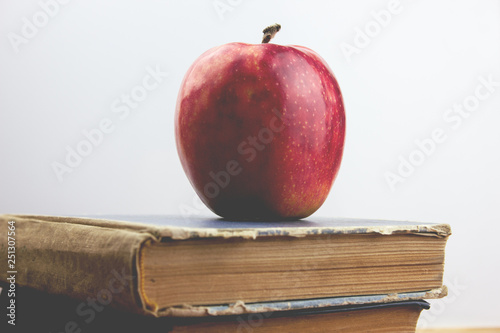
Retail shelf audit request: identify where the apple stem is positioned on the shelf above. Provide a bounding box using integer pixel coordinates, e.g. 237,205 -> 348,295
261,23 -> 281,43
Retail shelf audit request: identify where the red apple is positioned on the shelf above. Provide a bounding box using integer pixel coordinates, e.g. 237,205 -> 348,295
175,24 -> 345,220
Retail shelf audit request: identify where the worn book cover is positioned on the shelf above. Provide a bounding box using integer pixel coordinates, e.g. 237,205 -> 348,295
0,284 -> 430,333
0,214 -> 450,317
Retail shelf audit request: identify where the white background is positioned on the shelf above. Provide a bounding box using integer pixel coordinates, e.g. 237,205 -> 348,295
1,0 -> 499,328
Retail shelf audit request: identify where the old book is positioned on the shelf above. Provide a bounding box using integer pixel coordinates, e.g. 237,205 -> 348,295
168,300 -> 430,333
0,214 -> 450,317
0,284 -> 430,332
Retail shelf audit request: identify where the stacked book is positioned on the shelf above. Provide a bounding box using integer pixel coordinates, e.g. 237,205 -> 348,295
0,214 -> 451,332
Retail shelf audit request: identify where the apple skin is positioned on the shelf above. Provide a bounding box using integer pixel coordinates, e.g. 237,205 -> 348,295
175,42 -> 345,220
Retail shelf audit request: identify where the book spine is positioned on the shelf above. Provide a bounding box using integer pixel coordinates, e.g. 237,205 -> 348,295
0,215 -> 154,314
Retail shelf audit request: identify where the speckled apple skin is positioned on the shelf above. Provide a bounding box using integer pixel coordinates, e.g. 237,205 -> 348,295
175,42 -> 345,220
